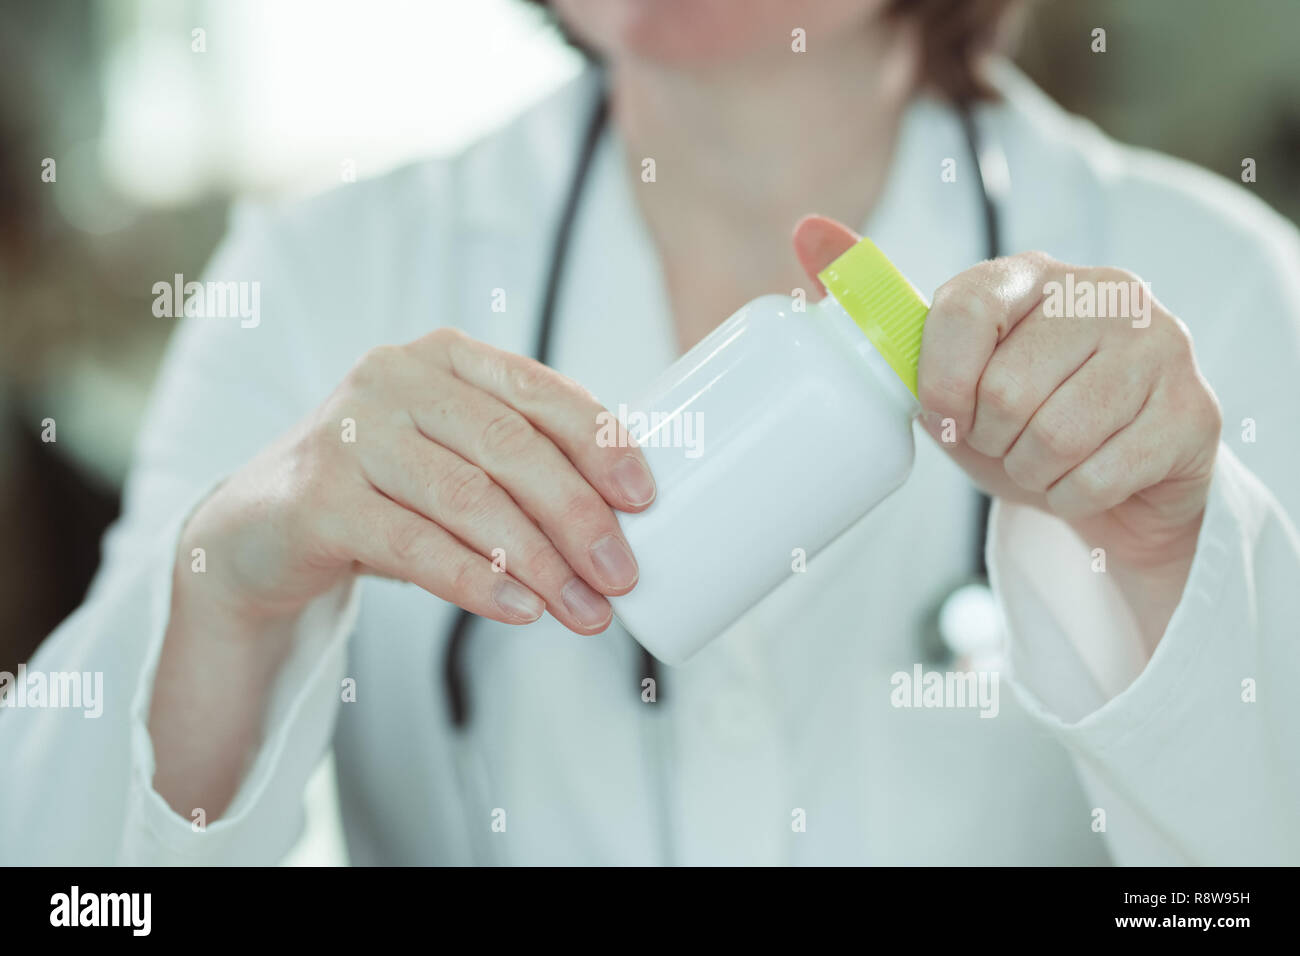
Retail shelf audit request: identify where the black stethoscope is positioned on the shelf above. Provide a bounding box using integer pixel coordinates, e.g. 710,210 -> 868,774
443,83 -> 1006,728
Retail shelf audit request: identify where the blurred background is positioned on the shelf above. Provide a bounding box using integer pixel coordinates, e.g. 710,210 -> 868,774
2,0 -> 1297,864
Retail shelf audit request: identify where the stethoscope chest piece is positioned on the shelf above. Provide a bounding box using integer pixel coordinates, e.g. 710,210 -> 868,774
917,575 -> 1006,671
937,580 -> 1005,671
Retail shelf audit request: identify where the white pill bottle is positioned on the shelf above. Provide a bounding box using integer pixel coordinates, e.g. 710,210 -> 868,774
608,237 -> 931,665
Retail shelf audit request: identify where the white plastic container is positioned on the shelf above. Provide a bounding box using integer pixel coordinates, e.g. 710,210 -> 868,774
610,237 -> 931,665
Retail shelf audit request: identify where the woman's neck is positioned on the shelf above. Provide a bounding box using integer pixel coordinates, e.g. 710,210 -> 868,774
606,21 -> 920,350
609,20 -> 919,245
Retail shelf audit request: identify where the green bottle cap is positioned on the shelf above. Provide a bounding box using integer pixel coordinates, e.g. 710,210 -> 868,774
818,237 -> 930,397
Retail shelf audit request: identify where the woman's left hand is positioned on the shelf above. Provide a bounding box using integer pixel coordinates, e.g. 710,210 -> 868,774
794,216 -> 1223,643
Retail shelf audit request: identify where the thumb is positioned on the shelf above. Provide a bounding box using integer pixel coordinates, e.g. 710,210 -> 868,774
792,215 -> 859,300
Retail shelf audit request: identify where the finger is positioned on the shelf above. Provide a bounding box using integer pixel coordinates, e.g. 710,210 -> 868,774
1002,351 -> 1154,494
409,373 -> 638,597
362,427 -> 613,634
918,414 -> 1047,509
342,493 -> 546,626
918,253 -> 1056,438
1044,418 -> 1175,523
965,306 -> 1102,458
432,330 -> 657,513
1045,382 -> 1207,526
792,215 -> 859,298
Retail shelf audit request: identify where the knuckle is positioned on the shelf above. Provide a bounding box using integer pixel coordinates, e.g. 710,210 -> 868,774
507,358 -> 555,401
1020,250 -> 1057,271
915,377 -> 943,414
931,279 -> 980,323
557,489 -> 608,532
364,343 -> 403,374
978,366 -> 1026,419
1072,462 -> 1112,505
1104,265 -> 1142,286
386,519 -> 431,565
1001,451 -> 1038,491
427,326 -> 465,349
928,279 -> 964,318
347,344 -> 402,391
425,327 -> 471,368
1164,314 -> 1196,359
1201,387 -> 1224,437
1181,380 -> 1222,445
480,409 -> 537,458
440,461 -> 496,517
919,370 -> 975,418
1035,416 -> 1086,461
449,555 -> 481,601
522,542 -> 566,586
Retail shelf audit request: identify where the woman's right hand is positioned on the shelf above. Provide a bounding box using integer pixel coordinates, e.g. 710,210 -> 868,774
178,327 -> 656,635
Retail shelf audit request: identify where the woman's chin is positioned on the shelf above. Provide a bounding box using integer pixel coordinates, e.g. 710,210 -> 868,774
558,0 -> 833,67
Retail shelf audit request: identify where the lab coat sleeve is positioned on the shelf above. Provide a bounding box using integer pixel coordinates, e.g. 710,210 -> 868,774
0,204 -> 361,865
987,242 -> 1300,865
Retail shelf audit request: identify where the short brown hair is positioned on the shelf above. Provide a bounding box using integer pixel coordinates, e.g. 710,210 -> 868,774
527,0 -> 1021,102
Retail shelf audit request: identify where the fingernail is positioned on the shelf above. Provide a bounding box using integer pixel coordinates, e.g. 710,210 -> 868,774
590,533 -> 638,590
495,579 -> 544,622
612,455 -> 656,507
562,577 -> 611,629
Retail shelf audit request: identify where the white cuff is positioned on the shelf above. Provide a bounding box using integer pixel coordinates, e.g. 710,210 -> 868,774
118,500 -> 361,865
987,445 -> 1300,863
989,447 -> 1241,731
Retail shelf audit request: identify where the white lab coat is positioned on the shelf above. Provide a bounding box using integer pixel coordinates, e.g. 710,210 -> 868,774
3,63 -> 1298,865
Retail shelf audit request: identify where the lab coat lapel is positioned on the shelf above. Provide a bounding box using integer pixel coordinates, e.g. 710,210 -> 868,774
450,70 -> 605,362
542,113 -> 679,407
857,92 -> 992,289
